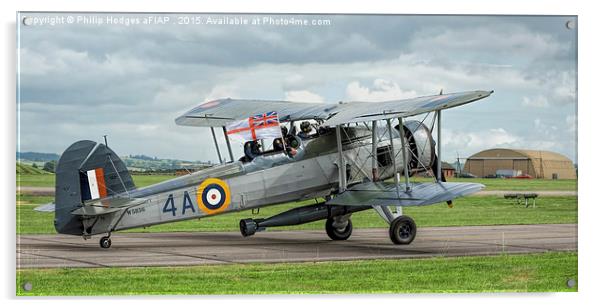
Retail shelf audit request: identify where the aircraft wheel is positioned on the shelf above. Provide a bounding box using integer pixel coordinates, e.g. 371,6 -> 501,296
325,217 -> 353,241
240,219 -> 257,237
99,236 -> 112,249
389,216 -> 416,245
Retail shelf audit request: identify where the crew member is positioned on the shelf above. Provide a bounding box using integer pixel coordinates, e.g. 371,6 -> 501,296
273,138 -> 284,151
273,126 -> 289,151
243,140 -> 261,161
298,121 -> 313,139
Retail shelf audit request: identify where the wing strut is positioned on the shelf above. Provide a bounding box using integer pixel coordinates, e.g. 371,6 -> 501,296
222,126 -> 234,162
210,127 -> 223,164
335,125 -> 347,192
386,119 -> 401,203
371,120 -> 378,181
398,117 -> 411,192
436,110 -> 442,182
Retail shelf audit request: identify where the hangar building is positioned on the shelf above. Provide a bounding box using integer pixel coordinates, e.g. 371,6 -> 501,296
463,148 -> 576,179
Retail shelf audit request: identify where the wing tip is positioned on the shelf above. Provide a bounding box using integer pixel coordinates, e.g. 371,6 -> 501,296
476,89 -> 494,97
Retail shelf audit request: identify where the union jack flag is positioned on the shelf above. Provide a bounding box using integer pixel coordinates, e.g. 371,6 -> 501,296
226,111 -> 282,142
251,111 -> 279,128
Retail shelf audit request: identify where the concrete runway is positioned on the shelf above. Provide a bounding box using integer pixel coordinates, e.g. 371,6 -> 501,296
17,224 -> 576,269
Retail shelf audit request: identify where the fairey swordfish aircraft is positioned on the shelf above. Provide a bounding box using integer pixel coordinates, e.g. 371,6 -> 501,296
36,90 -> 493,249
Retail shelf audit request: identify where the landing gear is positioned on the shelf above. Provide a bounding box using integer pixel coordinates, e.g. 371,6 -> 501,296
389,216 -> 416,245
325,217 -> 353,241
99,236 -> 112,249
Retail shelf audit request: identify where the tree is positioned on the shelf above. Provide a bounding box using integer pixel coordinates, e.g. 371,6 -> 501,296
43,161 -> 57,173
32,163 -> 38,169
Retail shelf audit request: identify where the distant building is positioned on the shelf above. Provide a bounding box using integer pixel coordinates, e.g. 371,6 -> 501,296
414,161 -> 456,178
441,162 -> 456,179
463,148 -> 576,179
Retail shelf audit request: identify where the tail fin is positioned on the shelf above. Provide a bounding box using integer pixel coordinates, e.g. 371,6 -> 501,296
54,140 -> 135,235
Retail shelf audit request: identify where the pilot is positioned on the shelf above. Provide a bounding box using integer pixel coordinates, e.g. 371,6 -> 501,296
286,135 -> 299,149
243,140 -> 261,161
298,121 -> 312,139
273,126 -> 289,151
273,138 -> 285,151
284,134 -> 299,158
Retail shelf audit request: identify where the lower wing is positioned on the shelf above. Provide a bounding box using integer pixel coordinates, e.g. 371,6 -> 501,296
326,181 -> 484,207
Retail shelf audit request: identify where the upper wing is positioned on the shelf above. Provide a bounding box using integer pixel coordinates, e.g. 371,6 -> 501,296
322,90 -> 493,126
175,98 -> 337,127
326,181 -> 484,207
175,90 -> 493,127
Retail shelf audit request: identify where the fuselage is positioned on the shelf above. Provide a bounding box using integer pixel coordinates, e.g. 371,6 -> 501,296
84,125 -> 408,235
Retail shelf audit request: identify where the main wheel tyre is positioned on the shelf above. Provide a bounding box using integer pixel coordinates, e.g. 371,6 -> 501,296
325,217 -> 353,241
389,216 -> 416,245
99,236 -> 112,249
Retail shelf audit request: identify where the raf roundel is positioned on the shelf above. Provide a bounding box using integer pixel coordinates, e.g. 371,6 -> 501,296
197,178 -> 231,214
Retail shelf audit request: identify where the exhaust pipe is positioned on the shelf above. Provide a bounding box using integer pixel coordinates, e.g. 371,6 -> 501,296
239,202 -> 370,236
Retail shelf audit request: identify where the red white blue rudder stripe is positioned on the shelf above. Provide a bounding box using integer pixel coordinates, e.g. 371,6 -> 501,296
79,168 -> 108,201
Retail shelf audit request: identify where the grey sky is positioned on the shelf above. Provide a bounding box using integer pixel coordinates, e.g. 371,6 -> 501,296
17,13 -> 577,163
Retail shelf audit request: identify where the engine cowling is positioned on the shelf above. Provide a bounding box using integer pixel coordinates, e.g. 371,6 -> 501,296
398,120 -> 436,172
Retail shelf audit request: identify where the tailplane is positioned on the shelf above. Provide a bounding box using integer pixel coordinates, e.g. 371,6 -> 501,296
54,140 -> 135,235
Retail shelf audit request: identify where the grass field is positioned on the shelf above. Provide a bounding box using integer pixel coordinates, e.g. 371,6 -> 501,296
17,194 -> 577,234
413,177 -> 577,191
16,163 -> 51,175
17,174 -> 176,188
16,252 -> 577,295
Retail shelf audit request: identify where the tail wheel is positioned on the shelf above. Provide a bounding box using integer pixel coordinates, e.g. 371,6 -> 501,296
389,216 -> 416,245
325,217 -> 353,241
99,236 -> 112,249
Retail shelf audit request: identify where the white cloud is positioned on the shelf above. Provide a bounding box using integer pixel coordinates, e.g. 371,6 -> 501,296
444,128 -> 520,156
566,115 -> 577,133
533,117 -> 559,137
204,84 -> 239,101
19,48 -> 53,75
284,90 -> 324,103
551,71 -> 577,105
410,24 -> 570,61
283,74 -> 306,89
522,95 -> 550,108
345,79 -> 418,102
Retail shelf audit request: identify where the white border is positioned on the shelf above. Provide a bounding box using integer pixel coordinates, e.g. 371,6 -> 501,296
4,0 -> 599,307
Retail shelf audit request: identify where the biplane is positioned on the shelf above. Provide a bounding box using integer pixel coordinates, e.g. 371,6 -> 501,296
37,90 -> 493,248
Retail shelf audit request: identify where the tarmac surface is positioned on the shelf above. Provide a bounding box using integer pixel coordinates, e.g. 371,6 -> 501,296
17,186 -> 55,196
17,223 -> 577,269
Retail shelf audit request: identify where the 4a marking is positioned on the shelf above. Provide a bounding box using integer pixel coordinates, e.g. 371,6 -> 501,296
162,192 -> 196,217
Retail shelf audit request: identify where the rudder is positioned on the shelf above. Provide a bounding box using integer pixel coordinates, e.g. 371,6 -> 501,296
54,140 -> 135,235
